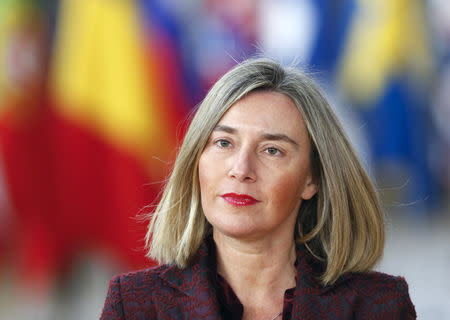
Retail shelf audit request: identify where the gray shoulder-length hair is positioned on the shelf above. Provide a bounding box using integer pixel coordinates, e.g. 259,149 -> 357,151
145,57 -> 384,286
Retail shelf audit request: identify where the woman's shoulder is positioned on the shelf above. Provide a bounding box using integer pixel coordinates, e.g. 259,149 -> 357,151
334,271 -> 416,318
115,265 -> 167,280
110,264 -> 176,292
344,270 -> 411,297
100,265 -> 181,320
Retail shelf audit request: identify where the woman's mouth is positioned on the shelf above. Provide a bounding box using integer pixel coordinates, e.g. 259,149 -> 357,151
221,193 -> 260,206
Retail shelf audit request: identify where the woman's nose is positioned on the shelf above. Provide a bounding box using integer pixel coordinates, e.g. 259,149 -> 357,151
228,148 -> 256,182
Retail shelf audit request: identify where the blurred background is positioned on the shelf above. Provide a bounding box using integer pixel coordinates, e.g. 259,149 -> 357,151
0,0 -> 449,319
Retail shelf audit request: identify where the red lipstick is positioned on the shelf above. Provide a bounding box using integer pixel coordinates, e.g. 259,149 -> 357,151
221,193 -> 259,206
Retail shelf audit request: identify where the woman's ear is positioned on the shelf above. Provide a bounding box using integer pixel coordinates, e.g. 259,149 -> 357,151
300,176 -> 318,200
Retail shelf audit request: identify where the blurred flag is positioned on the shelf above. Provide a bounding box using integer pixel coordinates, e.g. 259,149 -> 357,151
0,0 -> 53,289
258,0 -> 356,83
337,0 -> 435,209
308,0 -> 356,78
0,0 -> 191,290
48,0 -> 187,275
338,0 -> 432,103
138,0 -> 194,118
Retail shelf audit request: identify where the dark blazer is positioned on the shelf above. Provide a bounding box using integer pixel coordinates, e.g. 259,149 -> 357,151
100,240 -> 416,319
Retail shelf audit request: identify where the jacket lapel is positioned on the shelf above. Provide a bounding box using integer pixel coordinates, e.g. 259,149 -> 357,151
157,240 -> 222,319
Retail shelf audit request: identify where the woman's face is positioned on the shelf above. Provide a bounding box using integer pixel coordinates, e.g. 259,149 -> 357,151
198,91 -> 317,241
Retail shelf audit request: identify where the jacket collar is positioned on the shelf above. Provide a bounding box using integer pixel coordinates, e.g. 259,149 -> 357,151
157,236 -> 221,319
158,238 -> 218,296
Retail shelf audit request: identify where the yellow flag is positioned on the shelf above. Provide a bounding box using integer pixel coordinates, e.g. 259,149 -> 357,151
50,0 -> 174,174
338,0 -> 432,104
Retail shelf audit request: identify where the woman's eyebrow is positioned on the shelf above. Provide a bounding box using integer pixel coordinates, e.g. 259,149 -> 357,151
261,133 -> 299,147
213,124 -> 236,134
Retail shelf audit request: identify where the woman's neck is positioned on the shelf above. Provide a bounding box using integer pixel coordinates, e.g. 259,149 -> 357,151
213,230 -> 297,319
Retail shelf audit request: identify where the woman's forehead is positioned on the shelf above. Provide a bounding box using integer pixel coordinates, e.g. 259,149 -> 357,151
215,91 -> 308,140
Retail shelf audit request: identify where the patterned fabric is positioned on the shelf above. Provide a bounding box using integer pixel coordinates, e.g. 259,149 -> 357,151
100,238 -> 416,319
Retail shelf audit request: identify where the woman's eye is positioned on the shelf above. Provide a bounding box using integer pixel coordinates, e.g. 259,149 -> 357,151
215,139 -> 231,148
265,147 -> 280,156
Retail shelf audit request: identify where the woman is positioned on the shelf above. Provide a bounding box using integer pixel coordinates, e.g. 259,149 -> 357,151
101,58 -> 416,319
